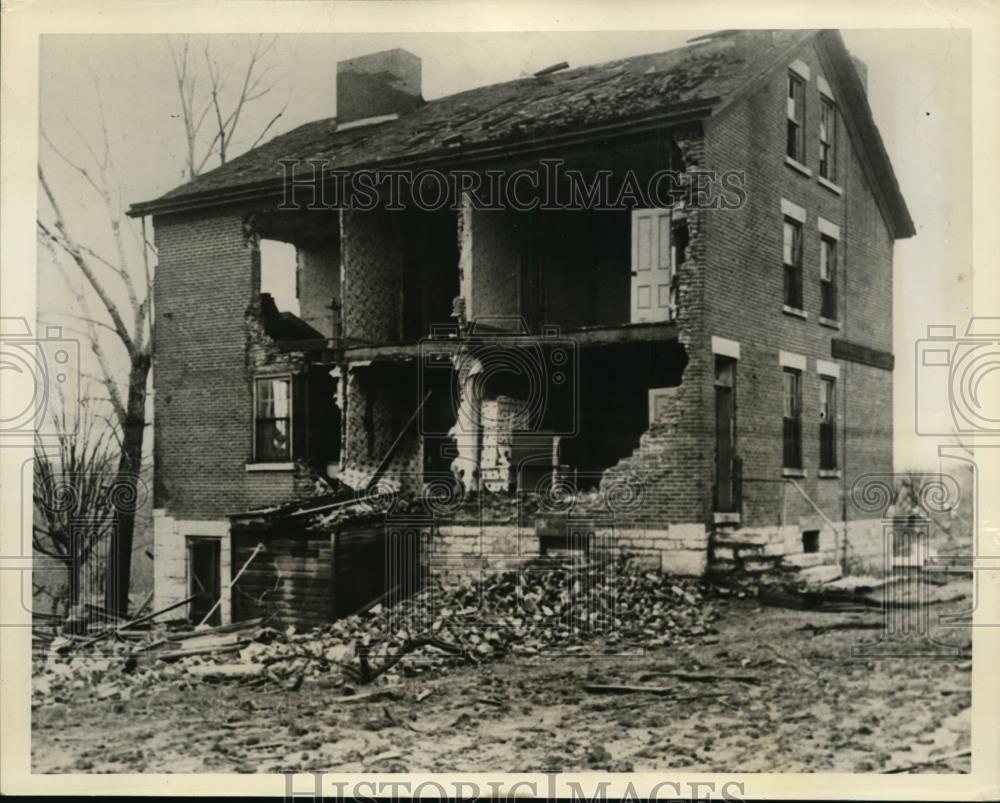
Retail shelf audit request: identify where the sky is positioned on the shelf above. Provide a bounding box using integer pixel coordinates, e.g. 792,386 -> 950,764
37,29 -> 973,471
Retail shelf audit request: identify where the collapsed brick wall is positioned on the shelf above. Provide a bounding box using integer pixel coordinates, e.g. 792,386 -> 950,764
597,122 -> 712,529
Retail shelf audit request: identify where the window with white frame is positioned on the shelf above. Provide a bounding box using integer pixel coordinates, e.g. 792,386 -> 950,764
782,368 -> 803,469
786,72 -> 805,163
783,217 -> 803,310
254,376 -> 292,462
819,98 -> 837,181
820,235 -> 838,320
819,375 -> 837,470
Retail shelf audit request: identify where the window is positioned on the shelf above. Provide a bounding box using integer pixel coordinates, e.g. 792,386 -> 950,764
783,368 -> 802,469
819,98 -> 836,181
819,376 -> 837,469
786,72 -> 805,162
783,217 -> 803,310
820,235 -> 838,320
254,377 -> 291,461
802,530 -> 820,554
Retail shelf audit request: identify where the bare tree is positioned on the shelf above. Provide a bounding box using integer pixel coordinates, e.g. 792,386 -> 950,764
167,34 -> 287,179
33,404 -> 119,624
37,104 -> 153,619
37,38 -> 287,618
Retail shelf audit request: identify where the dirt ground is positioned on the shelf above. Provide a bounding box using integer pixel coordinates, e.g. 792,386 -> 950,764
32,576 -> 972,774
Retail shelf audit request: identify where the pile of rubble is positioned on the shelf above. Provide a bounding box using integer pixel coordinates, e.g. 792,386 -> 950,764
32,557 -> 721,703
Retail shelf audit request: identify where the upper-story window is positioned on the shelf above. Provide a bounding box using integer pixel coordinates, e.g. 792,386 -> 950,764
786,72 -> 805,163
819,98 -> 837,181
820,235 -> 838,319
254,376 -> 292,462
783,217 -> 803,310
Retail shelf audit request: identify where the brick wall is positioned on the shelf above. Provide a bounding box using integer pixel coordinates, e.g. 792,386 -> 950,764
598,122 -> 713,528
153,206 -> 317,521
701,39 -> 895,538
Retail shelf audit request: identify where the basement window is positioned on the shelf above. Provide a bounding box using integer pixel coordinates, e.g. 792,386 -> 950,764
802,529 -> 820,554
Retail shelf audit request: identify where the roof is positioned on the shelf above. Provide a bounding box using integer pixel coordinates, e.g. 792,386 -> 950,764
130,29 -> 914,238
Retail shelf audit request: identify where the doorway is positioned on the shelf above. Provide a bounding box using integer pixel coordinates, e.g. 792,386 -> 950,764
188,537 -> 221,626
714,357 -> 737,513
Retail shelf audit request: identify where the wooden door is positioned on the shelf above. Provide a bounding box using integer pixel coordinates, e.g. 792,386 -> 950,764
714,358 -> 736,513
630,209 -> 674,323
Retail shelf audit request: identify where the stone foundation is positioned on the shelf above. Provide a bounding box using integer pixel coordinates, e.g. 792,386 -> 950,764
709,517 -> 886,577
428,521 -> 709,582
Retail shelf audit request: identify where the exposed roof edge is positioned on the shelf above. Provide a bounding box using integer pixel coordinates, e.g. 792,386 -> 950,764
816,30 -> 915,240
127,100 -> 717,218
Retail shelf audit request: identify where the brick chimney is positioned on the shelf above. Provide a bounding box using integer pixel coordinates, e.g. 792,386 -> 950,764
336,49 -> 423,124
850,54 -> 868,93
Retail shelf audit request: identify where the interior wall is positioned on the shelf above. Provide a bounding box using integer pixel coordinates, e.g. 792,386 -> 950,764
297,239 -> 341,339
466,207 -> 631,332
468,209 -> 522,328
341,208 -> 405,344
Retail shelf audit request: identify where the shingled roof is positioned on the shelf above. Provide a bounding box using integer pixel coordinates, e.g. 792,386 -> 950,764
130,29 -> 914,238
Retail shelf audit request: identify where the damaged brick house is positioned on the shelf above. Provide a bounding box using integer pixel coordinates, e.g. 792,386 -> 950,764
129,30 -> 913,626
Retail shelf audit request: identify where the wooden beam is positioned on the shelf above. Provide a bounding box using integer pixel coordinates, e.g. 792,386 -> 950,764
342,322 -> 678,364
